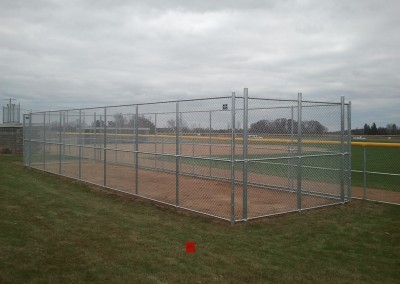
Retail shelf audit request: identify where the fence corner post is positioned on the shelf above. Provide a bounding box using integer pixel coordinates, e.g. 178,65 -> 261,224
135,105 -> 139,195
103,107 -> 107,187
297,92 -> 302,211
340,96 -> 345,203
59,111 -> 62,174
79,109 -> 82,179
243,88 -> 249,222
347,101 -> 352,201
176,100 -> 180,208
230,92 -> 236,224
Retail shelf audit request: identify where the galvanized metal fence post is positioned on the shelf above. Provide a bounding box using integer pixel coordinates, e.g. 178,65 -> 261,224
66,111 -> 69,159
62,112 -> 65,162
230,92 -> 236,224
43,112 -> 46,170
29,113 -> 32,166
135,105 -> 139,195
209,111 -> 212,177
288,106 -> 295,191
176,100 -> 180,207
48,112 -> 51,145
192,137 -> 195,174
340,96 -> 345,203
22,114 -> 25,164
161,136 -> 164,170
115,121 -> 118,163
347,101 -> 352,200
297,93 -> 302,211
103,107 -> 107,187
94,112 -> 97,160
59,112 -> 62,174
99,114 -> 102,161
243,88 -> 249,221
363,146 -> 367,199
154,113 -> 157,169
79,109 -> 82,179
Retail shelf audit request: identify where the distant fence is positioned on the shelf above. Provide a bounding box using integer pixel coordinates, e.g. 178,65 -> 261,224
351,142 -> 400,204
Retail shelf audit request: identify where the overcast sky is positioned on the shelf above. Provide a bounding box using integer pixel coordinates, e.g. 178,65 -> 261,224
1,0 -> 399,128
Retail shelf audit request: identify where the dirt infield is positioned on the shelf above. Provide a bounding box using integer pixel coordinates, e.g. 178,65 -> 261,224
40,159 -> 342,220
352,186 -> 400,204
38,141 -> 399,220
39,157 -> 400,216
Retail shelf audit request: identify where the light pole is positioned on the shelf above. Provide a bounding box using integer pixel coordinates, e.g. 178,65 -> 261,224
2,98 -> 17,123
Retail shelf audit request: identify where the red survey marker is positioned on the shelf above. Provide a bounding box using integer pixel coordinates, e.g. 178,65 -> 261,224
186,242 -> 196,253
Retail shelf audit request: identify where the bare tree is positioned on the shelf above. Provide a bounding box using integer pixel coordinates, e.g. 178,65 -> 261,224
167,119 -> 176,129
113,113 -> 125,128
166,117 -> 188,131
236,120 -> 242,130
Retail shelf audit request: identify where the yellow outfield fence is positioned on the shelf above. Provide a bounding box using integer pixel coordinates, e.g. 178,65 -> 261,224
350,142 -> 400,148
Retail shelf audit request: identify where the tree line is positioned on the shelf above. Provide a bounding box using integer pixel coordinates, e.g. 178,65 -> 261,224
351,123 -> 399,135
249,118 -> 328,134
49,114 -> 329,135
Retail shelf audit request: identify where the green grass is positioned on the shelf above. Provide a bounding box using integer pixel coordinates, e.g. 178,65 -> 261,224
159,153 -> 343,184
151,144 -> 400,191
1,155 -> 400,283
351,146 -> 400,190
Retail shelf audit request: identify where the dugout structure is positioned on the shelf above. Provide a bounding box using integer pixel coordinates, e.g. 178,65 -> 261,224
23,89 -> 351,223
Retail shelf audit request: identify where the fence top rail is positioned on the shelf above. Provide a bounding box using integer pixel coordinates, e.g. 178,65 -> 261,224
249,96 -> 349,106
27,103 -> 343,118
248,96 -> 298,103
24,94 -> 347,115
25,95 -> 240,115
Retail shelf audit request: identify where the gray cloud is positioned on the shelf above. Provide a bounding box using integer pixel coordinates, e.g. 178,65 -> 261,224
0,0 -> 399,127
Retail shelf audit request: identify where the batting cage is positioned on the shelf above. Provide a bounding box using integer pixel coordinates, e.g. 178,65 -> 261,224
23,89 -> 351,223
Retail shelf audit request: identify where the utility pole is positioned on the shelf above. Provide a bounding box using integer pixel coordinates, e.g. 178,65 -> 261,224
2,98 -> 17,123
9,98 -> 12,123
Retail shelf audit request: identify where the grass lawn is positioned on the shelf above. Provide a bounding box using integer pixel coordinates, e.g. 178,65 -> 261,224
153,144 -> 400,191
1,155 -> 400,283
351,146 -> 400,191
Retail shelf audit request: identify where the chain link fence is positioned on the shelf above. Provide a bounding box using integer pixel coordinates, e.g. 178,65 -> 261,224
23,90 -> 351,223
351,142 -> 400,204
